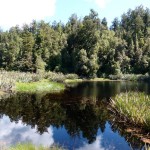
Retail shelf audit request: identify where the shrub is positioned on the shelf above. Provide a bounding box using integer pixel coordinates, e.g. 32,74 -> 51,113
65,74 -> 79,80
108,74 -> 150,81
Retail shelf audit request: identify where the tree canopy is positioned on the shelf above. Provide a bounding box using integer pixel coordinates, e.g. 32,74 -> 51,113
0,6 -> 150,77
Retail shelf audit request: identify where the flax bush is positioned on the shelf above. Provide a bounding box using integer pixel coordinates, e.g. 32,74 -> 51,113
111,92 -> 150,130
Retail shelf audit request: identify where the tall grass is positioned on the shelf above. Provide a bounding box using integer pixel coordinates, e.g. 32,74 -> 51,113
110,92 -> 150,131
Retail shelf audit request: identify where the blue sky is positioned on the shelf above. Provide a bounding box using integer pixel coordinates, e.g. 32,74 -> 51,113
50,0 -> 150,26
0,0 -> 150,30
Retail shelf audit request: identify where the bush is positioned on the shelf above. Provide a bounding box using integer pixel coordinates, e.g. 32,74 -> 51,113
65,74 -> 79,79
44,72 -> 65,83
108,74 -> 150,81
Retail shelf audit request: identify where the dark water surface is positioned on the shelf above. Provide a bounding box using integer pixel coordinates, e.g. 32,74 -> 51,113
0,81 -> 150,150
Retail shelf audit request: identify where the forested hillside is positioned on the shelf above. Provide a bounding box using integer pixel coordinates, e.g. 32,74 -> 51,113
0,6 -> 150,78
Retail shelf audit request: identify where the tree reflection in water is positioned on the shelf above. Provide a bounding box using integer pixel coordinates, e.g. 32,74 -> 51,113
0,92 -> 108,143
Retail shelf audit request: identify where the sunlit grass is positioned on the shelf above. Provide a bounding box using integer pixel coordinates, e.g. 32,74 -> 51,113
111,92 -> 150,130
16,80 -> 65,93
8,143 -> 64,150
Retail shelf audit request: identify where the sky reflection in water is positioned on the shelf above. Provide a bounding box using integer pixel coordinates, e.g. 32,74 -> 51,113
0,116 -> 130,150
0,116 -> 54,146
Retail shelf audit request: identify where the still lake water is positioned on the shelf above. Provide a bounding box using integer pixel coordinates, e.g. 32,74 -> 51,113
0,81 -> 150,150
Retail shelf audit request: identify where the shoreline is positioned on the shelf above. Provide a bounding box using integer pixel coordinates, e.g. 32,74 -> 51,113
0,77 -> 147,95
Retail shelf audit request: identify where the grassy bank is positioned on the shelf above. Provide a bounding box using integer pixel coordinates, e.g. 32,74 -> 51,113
0,70 -> 119,94
16,80 -> 65,93
1,71 -> 150,94
110,92 -> 150,131
0,71 -> 78,93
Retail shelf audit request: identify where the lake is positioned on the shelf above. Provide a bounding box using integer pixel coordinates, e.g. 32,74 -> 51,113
0,81 -> 150,150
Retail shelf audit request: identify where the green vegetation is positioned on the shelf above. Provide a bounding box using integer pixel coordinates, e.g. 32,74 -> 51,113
0,71 -> 42,92
65,79 -> 83,83
65,78 -> 120,83
6,143 -> 64,150
0,71 -> 79,93
0,6 -> 150,78
0,6 -> 150,146
111,92 -> 150,131
109,74 -> 150,81
16,80 -> 65,93
65,77 -> 114,83
89,78 -> 111,81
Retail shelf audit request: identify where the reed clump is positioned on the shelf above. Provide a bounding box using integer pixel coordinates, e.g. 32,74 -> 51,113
111,92 -> 150,131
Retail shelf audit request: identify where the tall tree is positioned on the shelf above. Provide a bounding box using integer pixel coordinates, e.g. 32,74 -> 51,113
16,24 -> 35,72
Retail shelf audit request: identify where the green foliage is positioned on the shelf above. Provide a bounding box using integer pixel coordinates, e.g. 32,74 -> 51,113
109,74 -> 150,81
35,55 -> 46,73
9,143 -> 64,150
17,25 -> 35,72
111,92 -> 150,130
0,6 -> 150,77
65,73 -> 79,79
0,71 -> 79,93
0,71 -> 42,92
75,49 -> 89,76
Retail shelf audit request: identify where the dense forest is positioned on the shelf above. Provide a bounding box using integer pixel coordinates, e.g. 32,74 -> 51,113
0,6 -> 150,78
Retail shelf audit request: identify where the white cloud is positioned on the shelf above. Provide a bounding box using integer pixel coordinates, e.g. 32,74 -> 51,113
76,136 -> 105,150
0,116 -> 54,147
85,0 -> 111,9
95,0 -> 111,9
0,0 -> 56,29
76,135 -> 115,150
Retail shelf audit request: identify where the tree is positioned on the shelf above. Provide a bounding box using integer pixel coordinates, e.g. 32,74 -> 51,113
16,25 -> 35,72
111,18 -> 120,31
35,55 -> 46,73
0,7 -> 149,76
75,49 -> 89,76
101,17 -> 108,29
